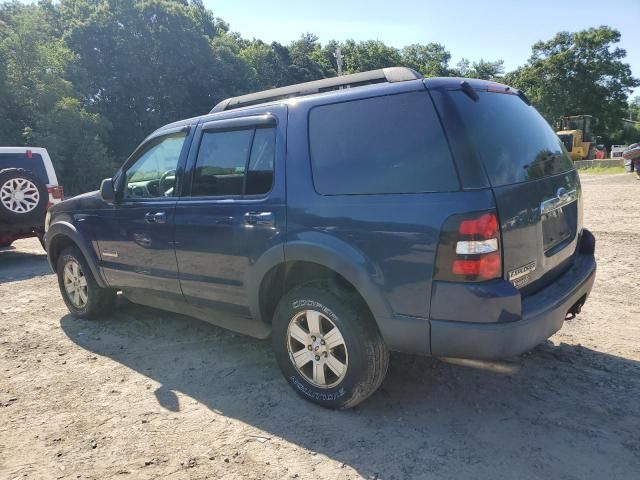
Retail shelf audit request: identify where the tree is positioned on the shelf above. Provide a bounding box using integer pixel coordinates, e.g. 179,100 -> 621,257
0,2 -> 115,194
63,0 -> 237,158
457,58 -> 505,80
240,39 -> 292,89
0,2 -> 74,142
505,26 -> 639,139
28,97 -> 115,194
401,43 -> 451,77
340,40 -> 401,74
286,33 -> 330,83
629,96 -> 640,122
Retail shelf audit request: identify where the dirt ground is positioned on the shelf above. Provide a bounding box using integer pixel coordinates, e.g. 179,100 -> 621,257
1,172 -> 639,480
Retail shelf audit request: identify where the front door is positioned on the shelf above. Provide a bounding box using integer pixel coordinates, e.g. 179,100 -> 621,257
95,129 -> 191,296
174,107 -> 287,317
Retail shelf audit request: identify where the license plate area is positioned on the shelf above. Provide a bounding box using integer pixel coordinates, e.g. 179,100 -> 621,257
542,202 -> 576,255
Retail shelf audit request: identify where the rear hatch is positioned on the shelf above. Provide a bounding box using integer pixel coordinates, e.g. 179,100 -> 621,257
447,87 -> 581,294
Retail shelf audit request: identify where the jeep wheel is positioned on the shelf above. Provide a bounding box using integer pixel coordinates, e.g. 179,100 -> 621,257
56,245 -> 116,318
272,285 -> 389,409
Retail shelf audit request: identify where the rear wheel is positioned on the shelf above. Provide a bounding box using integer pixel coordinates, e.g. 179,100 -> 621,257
272,284 -> 388,409
56,245 -> 116,318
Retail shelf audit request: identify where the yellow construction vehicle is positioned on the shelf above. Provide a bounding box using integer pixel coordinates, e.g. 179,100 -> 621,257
556,115 -> 596,161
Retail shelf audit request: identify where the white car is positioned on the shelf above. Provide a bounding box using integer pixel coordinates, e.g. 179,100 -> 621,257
0,147 -> 63,249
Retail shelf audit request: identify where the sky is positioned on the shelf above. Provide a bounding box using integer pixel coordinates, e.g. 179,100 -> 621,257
205,0 -> 639,95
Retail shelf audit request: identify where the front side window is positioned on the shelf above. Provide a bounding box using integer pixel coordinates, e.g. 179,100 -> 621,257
192,126 -> 275,197
125,133 -> 186,199
309,92 -> 459,195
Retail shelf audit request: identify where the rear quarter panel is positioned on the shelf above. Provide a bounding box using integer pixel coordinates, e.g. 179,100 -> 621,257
285,86 -> 495,320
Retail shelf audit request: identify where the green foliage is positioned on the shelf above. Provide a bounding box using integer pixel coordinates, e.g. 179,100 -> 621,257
0,2 -> 74,140
29,97 -> 114,194
0,3 -> 637,196
339,40 -> 402,74
401,43 -> 452,77
456,58 -> 505,80
286,33 -> 330,83
63,0 -> 237,157
629,96 -> 640,122
240,40 -> 290,89
505,26 -> 639,140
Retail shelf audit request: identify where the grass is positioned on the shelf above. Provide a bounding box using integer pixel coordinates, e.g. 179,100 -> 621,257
577,165 -> 626,174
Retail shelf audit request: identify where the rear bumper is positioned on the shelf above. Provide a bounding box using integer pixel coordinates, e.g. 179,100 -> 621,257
429,251 -> 596,360
0,223 -> 42,245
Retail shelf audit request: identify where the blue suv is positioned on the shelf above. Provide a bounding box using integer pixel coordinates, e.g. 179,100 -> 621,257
45,68 -> 596,409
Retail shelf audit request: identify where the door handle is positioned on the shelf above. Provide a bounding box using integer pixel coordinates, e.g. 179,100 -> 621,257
244,211 -> 274,226
144,212 -> 167,224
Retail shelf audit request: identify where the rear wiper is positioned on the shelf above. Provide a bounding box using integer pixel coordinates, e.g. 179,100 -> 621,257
516,89 -> 531,105
460,81 -> 479,102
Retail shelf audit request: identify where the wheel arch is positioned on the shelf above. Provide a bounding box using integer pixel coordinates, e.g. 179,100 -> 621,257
46,221 -> 108,288
250,238 -> 392,331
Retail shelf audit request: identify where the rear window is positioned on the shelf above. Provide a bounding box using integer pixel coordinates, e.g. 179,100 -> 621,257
309,91 -> 459,195
450,91 -> 573,186
0,153 -> 49,184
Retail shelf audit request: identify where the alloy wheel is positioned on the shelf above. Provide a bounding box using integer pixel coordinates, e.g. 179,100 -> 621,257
63,259 -> 88,309
287,309 -> 349,388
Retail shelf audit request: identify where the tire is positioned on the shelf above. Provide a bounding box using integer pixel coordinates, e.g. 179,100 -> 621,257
56,245 -> 116,318
272,284 -> 389,409
0,168 -> 49,224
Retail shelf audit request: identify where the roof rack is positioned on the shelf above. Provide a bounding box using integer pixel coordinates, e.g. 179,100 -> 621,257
210,67 -> 423,113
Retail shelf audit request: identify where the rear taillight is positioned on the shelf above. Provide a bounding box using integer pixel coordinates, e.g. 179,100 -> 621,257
48,185 -> 64,200
435,211 -> 502,282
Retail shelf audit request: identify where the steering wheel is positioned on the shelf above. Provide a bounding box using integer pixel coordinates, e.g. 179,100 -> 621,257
159,169 -> 176,195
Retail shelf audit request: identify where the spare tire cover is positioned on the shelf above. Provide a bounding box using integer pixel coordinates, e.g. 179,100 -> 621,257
0,168 -> 49,224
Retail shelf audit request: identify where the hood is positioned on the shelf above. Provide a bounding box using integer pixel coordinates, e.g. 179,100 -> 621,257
50,190 -> 103,213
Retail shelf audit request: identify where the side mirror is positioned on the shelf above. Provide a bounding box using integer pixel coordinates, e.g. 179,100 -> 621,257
100,178 -> 115,202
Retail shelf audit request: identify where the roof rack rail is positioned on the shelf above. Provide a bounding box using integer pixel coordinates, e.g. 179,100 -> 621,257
210,67 -> 423,113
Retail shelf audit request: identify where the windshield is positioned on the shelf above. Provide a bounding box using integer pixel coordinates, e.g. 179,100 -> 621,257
450,91 -> 574,186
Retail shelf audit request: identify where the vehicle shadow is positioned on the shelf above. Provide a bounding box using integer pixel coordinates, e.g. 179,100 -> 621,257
0,247 -> 50,283
59,305 -> 640,479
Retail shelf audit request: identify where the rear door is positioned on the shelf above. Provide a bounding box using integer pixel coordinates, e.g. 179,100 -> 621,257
173,107 -> 286,316
445,89 -> 580,294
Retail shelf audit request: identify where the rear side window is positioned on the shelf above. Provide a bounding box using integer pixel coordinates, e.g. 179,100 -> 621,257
309,92 -> 458,195
449,91 -> 574,186
0,153 -> 49,184
192,127 -> 275,197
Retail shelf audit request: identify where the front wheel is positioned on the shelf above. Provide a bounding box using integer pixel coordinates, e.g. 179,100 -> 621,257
56,245 -> 116,318
272,284 -> 389,409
